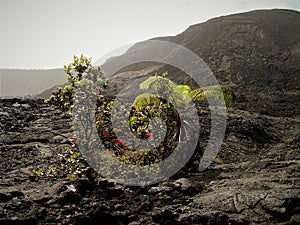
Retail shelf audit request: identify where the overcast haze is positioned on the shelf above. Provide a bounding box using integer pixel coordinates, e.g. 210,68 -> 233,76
0,0 -> 299,69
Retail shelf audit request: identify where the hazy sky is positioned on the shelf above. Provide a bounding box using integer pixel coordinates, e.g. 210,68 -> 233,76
0,0 -> 299,69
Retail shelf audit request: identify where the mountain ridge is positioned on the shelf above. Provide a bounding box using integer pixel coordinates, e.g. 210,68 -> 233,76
101,9 -> 300,117
0,68 -> 66,97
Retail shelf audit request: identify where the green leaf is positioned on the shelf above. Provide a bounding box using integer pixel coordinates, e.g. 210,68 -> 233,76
173,85 -> 192,105
133,93 -> 161,109
190,86 -> 236,107
139,75 -> 176,91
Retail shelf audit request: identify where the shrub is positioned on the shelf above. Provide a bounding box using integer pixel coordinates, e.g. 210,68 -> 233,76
40,55 -> 107,181
95,72 -> 236,166
42,56 -> 236,181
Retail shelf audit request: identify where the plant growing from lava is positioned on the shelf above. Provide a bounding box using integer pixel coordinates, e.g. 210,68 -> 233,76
43,56 -> 236,180
43,55 -> 107,180
118,71 -> 236,165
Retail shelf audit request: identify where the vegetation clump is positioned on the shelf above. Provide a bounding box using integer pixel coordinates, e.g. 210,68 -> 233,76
36,55 -> 236,181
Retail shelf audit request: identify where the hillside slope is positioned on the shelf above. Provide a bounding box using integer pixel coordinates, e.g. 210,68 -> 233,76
102,9 -> 300,117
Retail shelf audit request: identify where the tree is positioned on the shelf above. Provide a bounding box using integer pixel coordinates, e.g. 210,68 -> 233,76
44,55 -> 106,181
129,72 -> 236,166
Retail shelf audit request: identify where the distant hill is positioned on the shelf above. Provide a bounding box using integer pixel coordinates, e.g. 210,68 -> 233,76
0,68 -> 66,97
102,9 -> 300,117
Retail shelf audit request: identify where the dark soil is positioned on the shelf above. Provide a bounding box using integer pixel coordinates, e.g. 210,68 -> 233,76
0,97 -> 299,225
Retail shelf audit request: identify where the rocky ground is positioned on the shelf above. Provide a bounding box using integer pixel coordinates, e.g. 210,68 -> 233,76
0,97 -> 299,225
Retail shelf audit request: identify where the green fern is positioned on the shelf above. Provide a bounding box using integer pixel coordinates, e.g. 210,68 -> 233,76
137,73 -> 236,108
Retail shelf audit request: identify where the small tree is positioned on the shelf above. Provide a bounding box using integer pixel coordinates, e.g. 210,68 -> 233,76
122,72 -> 237,165
44,55 -> 106,181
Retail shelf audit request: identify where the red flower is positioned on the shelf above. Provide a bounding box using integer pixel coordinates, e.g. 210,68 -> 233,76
103,131 -> 109,137
112,137 -> 125,146
145,132 -> 153,138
